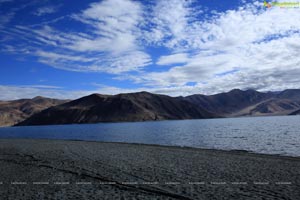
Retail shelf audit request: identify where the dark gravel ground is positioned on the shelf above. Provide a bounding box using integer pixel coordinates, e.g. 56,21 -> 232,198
0,139 -> 299,200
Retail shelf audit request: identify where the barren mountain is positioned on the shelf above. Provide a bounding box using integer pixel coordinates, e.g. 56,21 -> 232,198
0,97 -> 68,126
184,89 -> 274,116
277,89 -> 300,100
185,89 -> 300,117
17,92 -> 216,126
4,89 -> 300,127
230,98 -> 300,117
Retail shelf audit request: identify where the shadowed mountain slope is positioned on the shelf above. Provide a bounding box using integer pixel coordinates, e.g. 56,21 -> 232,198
17,92 -> 216,126
5,89 -> 300,126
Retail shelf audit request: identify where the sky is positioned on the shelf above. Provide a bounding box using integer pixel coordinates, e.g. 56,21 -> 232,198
1,0 -> 300,100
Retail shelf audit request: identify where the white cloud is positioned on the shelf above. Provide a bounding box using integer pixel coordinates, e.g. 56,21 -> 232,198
36,51 -> 97,63
90,51 -> 152,74
12,85 -> 63,89
70,0 -> 143,53
157,53 -> 189,65
0,85 -> 74,100
2,0 -> 300,96
130,1 -> 300,93
34,6 -> 60,16
141,0 -> 300,51
142,0 -> 201,49
2,0 -> 152,74
35,50 -> 151,74
0,82 -> 208,100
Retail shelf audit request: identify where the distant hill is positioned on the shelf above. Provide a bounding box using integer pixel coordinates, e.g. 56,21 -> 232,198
277,89 -> 300,99
185,89 -> 300,117
231,98 -> 300,117
184,89 -> 274,116
0,97 -> 68,126
17,92 -> 216,126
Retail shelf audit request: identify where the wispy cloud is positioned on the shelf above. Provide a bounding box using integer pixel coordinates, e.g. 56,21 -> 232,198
71,0 -> 142,53
141,0 -> 202,50
2,0 -> 152,74
1,0 -> 300,97
34,5 -> 60,16
0,85 -> 70,100
0,12 -> 14,26
0,84 -> 204,100
156,53 -> 189,66
130,0 -> 300,93
12,85 -> 63,89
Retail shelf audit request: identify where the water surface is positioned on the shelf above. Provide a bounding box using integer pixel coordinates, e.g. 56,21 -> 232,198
0,115 -> 299,156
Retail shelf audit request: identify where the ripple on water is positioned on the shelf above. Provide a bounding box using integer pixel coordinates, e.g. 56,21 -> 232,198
0,115 -> 300,156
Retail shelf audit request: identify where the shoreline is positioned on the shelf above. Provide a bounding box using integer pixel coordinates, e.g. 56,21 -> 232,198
0,139 -> 300,199
2,114 -> 299,128
1,137 -> 300,159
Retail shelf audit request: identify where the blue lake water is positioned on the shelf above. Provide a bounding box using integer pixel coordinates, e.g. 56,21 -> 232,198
0,115 -> 300,156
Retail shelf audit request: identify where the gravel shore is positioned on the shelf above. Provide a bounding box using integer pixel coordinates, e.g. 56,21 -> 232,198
0,139 -> 299,200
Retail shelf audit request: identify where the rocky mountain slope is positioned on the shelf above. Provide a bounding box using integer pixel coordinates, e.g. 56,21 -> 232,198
185,89 -> 300,117
0,97 -> 68,126
2,89 -> 300,127
231,98 -> 300,117
17,92 -> 216,126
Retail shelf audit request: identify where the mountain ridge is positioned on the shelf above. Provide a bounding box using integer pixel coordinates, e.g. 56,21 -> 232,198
0,97 -> 69,126
1,89 -> 300,127
184,89 -> 300,117
16,92 -> 216,126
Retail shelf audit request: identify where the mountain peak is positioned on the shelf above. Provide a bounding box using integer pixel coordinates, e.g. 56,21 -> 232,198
229,88 -> 243,92
87,93 -> 112,98
228,89 -> 259,94
32,96 -> 47,100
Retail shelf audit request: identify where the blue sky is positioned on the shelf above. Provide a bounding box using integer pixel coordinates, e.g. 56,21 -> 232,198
1,0 -> 300,100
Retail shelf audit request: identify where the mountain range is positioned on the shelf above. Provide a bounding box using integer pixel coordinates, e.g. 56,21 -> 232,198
184,89 -> 300,117
16,92 -> 215,126
0,89 -> 299,126
0,97 -> 68,126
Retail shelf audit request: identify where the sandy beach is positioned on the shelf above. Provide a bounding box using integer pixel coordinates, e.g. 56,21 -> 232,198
0,139 -> 299,200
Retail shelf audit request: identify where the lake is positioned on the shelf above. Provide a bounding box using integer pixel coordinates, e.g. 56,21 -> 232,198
0,115 -> 299,156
